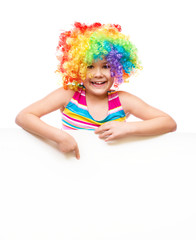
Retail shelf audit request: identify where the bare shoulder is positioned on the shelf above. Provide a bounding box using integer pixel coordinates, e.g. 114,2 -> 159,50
42,87 -> 76,114
118,90 -> 135,100
18,87 -> 75,117
117,90 -> 169,120
117,90 -> 140,113
45,87 -> 75,107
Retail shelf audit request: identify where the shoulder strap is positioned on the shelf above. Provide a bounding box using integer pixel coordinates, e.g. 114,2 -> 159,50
108,91 -> 122,110
70,86 -> 86,107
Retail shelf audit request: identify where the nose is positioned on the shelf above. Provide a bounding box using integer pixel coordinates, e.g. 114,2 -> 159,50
94,67 -> 104,78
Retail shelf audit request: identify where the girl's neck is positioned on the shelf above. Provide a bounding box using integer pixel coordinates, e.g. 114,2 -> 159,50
85,90 -> 109,121
85,90 -> 108,103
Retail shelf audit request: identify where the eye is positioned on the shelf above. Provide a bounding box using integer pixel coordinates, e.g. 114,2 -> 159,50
87,65 -> 94,69
103,64 -> 110,69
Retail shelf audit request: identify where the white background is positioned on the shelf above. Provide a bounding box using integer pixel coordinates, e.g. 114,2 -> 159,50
1,129 -> 196,240
1,0 -> 196,132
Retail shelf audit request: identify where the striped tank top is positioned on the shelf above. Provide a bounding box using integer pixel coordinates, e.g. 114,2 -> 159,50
62,86 -> 126,130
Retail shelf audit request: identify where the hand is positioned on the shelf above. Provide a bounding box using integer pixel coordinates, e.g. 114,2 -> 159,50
57,132 -> 80,160
94,121 -> 129,142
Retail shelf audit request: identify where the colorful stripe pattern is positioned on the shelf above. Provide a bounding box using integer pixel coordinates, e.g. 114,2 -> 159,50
62,86 -> 126,130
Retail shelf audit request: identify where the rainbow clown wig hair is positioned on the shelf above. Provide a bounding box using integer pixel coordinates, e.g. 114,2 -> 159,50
56,22 -> 142,90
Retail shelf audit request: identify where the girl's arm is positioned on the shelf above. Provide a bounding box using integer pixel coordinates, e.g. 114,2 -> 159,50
95,91 -> 177,141
15,87 -> 80,159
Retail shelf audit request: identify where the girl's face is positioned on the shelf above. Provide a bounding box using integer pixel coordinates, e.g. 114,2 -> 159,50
83,58 -> 114,97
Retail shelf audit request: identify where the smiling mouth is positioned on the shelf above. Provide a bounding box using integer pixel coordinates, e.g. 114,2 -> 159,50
90,81 -> 107,86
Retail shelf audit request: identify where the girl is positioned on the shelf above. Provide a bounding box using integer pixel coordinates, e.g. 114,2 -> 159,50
15,22 -> 177,160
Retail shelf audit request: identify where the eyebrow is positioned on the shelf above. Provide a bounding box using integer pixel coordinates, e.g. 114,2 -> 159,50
89,61 -> 109,65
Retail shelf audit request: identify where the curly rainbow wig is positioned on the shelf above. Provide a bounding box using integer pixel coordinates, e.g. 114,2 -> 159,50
56,22 -> 142,90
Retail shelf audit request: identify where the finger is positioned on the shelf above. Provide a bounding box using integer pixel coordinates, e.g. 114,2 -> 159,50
75,145 -> 80,160
95,123 -> 110,134
94,126 -> 103,134
105,134 -> 114,142
98,130 -> 112,139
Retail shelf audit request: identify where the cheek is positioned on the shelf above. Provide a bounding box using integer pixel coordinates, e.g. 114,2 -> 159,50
83,78 -> 92,88
110,78 -> 114,85
86,71 -> 93,79
107,69 -> 113,78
